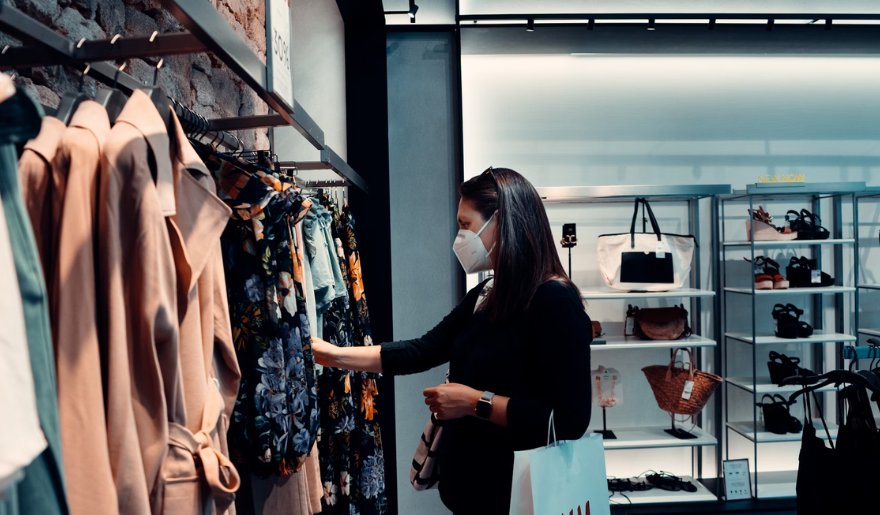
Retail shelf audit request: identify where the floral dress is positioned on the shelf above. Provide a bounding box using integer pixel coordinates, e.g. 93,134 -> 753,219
217,165 -> 321,478
317,196 -> 387,514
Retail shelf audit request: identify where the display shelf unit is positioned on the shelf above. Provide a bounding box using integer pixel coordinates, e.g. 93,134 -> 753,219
725,377 -> 837,395
538,184 -> 731,505
603,426 -> 717,450
727,420 -> 839,444
723,331 -> 856,345
718,182 -> 865,500
722,238 -> 855,248
581,288 -> 716,300
592,335 -> 717,350
749,471 -> 798,500
724,286 -> 856,296
609,477 -> 718,505
855,187 -> 880,364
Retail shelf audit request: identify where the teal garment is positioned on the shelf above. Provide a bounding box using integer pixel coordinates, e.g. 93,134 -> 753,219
0,89 -> 68,515
302,201 -> 347,314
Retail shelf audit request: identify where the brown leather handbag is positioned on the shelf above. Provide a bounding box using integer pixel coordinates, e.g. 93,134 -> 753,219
626,304 -> 691,340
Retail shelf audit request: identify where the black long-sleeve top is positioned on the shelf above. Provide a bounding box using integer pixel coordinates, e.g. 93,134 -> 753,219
381,279 -> 592,514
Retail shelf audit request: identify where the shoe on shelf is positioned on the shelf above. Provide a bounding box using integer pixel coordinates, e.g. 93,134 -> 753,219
771,303 -> 814,339
746,256 -> 789,289
746,206 -> 798,241
785,209 -> 831,241
645,472 -> 698,493
757,394 -> 803,434
786,256 -> 835,288
767,351 -> 817,385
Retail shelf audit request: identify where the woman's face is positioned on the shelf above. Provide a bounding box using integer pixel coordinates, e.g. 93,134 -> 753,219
457,198 -> 497,253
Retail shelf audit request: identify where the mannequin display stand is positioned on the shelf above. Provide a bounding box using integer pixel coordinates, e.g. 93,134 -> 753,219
595,406 -> 617,440
593,365 -> 621,440
665,415 -> 698,440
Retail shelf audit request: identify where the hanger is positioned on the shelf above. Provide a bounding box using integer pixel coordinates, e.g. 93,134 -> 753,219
785,369 -> 880,405
55,62 -> 91,125
88,36 -> 126,123
139,35 -> 173,132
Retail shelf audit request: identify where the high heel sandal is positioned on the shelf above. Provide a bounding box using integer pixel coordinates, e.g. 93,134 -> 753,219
786,256 -> 835,288
746,206 -> 798,241
767,350 -> 817,385
747,256 -> 789,289
771,303 -> 813,339
785,209 -> 830,241
757,394 -> 803,434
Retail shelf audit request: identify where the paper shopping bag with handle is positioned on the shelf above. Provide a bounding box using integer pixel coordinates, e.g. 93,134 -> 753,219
509,414 -> 610,515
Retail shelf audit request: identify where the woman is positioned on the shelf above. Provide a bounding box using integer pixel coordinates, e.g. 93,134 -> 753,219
312,167 -> 592,514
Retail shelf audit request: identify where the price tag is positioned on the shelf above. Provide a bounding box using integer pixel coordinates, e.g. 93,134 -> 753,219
656,252 -> 666,259
681,380 -> 694,400
811,270 -> 821,284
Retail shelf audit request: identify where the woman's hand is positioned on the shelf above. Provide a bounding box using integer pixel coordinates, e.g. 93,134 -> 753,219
311,337 -> 337,366
423,383 -> 482,421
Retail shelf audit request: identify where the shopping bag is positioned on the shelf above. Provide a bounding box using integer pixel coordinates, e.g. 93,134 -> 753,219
509,416 -> 610,515
596,198 -> 695,291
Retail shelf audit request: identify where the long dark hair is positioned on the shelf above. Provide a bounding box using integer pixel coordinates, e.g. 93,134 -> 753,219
460,167 -> 577,320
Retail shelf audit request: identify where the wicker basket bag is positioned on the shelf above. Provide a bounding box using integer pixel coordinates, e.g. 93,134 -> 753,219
642,348 -> 721,416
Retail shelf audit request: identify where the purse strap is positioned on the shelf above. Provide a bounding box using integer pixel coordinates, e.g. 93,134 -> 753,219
629,197 -> 663,247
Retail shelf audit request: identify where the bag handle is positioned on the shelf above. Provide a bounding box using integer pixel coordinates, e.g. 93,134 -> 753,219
546,410 -> 558,446
666,347 -> 696,381
629,198 -> 663,247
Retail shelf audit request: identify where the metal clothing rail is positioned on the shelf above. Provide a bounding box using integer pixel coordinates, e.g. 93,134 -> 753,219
0,4 -> 241,150
0,1 -> 368,192
159,0 -> 368,193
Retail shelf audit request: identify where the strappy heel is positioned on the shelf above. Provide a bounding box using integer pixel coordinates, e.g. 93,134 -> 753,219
757,394 -> 803,434
772,303 -> 813,339
746,206 -> 798,241
785,209 -> 830,241
748,256 -> 789,289
767,350 -> 817,385
786,256 -> 835,288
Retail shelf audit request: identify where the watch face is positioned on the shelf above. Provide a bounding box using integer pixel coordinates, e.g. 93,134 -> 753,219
476,399 -> 492,419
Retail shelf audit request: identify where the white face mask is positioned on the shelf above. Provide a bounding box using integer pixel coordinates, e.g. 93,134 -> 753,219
453,212 -> 497,274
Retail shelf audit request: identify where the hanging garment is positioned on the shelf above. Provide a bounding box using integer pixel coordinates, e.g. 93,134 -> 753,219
158,109 -> 242,515
796,386 -> 880,515
0,174 -> 46,494
298,221 -> 320,340
316,198 -> 387,515
0,77 -> 68,515
49,101 -> 118,515
97,90 -> 182,515
17,115 -> 65,291
302,202 -> 347,315
217,171 -> 320,479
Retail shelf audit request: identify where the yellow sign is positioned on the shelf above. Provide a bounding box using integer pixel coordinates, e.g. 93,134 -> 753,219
757,174 -> 806,184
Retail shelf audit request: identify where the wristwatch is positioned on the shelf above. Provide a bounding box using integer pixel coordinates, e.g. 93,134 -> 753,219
475,391 -> 495,420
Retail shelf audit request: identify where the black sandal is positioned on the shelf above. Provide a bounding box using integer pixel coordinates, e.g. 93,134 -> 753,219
646,472 -> 698,493
786,256 -> 835,288
767,351 -> 817,385
757,394 -> 803,434
786,209 -> 831,240
772,303 -> 813,339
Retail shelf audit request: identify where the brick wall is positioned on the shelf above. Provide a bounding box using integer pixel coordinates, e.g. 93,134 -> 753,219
5,0 -> 270,148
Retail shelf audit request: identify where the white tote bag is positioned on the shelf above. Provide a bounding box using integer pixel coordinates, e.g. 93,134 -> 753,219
509,414 -> 610,515
596,198 -> 695,292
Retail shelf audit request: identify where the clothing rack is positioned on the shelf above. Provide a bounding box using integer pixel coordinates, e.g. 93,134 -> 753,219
0,1 -> 368,192
0,5 -> 241,151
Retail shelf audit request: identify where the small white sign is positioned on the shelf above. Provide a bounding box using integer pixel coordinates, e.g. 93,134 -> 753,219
723,459 -> 752,500
266,0 -> 293,110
